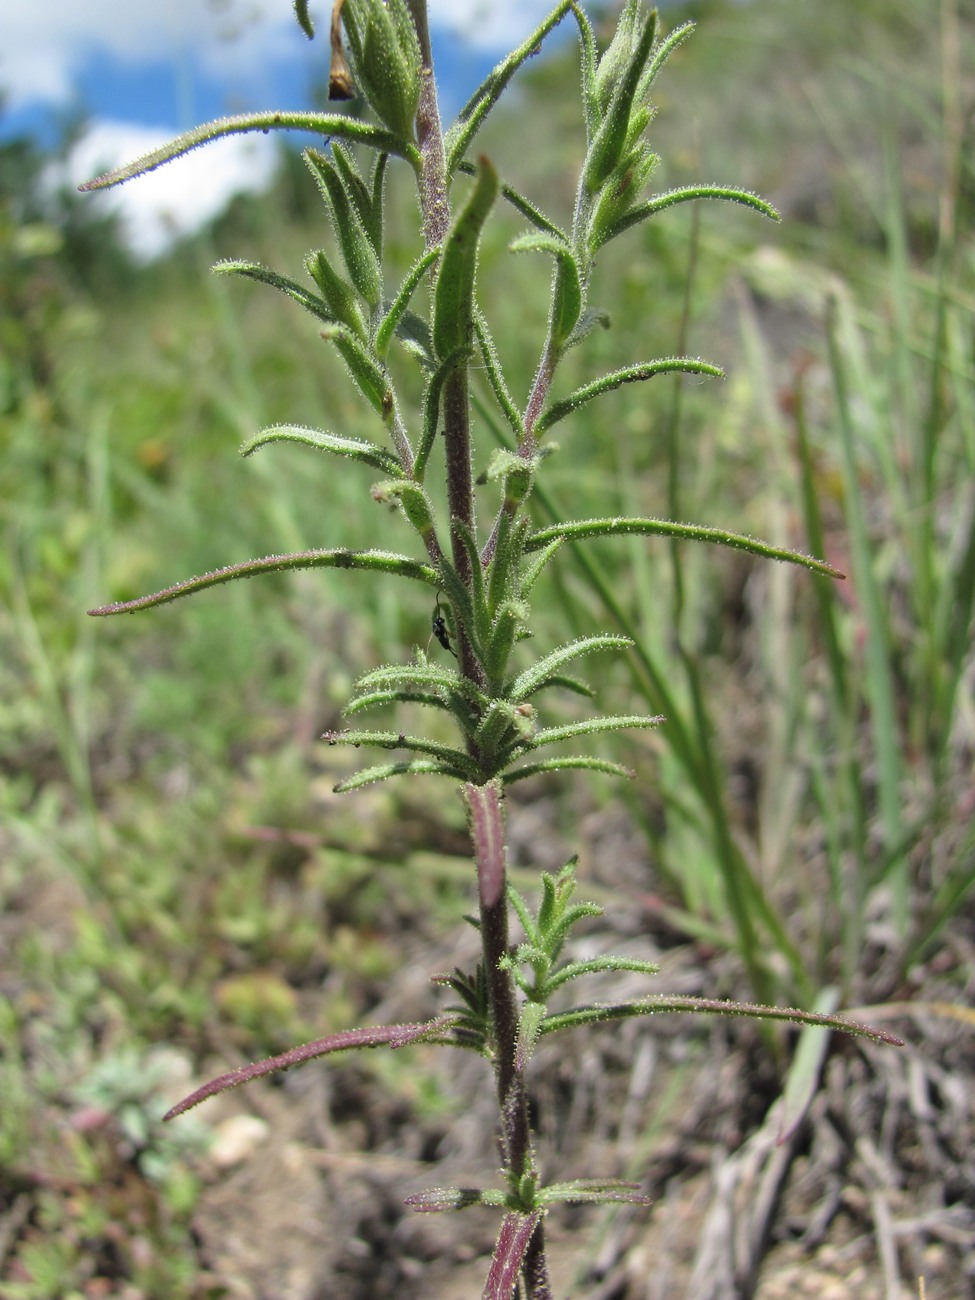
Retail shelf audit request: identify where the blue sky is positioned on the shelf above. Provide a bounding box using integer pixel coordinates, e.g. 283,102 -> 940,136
4,0 -> 579,258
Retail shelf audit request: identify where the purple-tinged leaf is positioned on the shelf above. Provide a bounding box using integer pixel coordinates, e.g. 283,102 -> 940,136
164,1017 -> 459,1119
88,549 -> 439,616
405,1186 -> 503,1213
484,1211 -> 543,1300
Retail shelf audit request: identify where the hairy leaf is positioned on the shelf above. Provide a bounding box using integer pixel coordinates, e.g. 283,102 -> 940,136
78,111 -> 417,192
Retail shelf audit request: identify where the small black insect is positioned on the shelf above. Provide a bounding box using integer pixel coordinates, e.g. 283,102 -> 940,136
430,595 -> 457,658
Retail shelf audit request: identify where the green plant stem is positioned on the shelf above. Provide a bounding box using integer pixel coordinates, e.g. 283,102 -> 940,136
443,363 -> 486,685
411,5 -> 546,1288
466,779 -> 550,1298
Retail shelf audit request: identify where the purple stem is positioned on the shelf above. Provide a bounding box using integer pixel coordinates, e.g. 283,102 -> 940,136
466,780 -> 551,1298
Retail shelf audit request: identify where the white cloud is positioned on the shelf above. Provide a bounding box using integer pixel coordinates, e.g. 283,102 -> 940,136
2,0 -> 307,111
3,0 -> 565,112
14,1 -> 573,259
427,0 -> 570,49
50,121 -> 280,261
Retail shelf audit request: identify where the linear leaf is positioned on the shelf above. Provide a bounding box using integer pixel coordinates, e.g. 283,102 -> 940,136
433,157 -> 499,361
355,662 -> 490,710
540,996 -> 905,1046
475,313 -> 524,439
214,259 -> 333,323
639,20 -> 696,98
484,1212 -> 544,1300
457,161 -> 566,240
88,549 -> 438,615
504,757 -> 635,785
165,1017 -> 460,1118
78,112 -> 417,192
525,714 -> 664,751
510,635 -> 632,702
417,345 -> 471,480
510,232 -> 582,350
446,0 -> 575,172
526,517 -> 844,579
602,184 -> 780,246
520,716 -> 663,756
323,728 -> 478,774
293,0 -> 314,39
537,358 -> 724,433
375,247 -> 440,358
538,1179 -> 650,1207
333,760 -> 467,792
241,424 -> 401,474
344,689 -> 450,716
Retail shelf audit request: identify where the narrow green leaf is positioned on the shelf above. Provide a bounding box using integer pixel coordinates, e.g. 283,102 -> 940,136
331,143 -> 380,253
514,1001 -> 547,1072
543,955 -> 660,996
525,517 -> 845,579
404,1187 -> 503,1213
416,346 -> 470,481
375,247 -> 440,359
525,714 -> 665,751
433,157 -> 499,361
333,760 -> 467,792
446,1 -> 576,173
537,357 -> 724,434
488,514 -> 531,616
306,249 -> 368,339
510,634 -> 632,702
370,151 -> 389,242
457,162 -> 567,240
392,309 -> 435,369
539,1179 -> 650,1208
88,549 -> 438,615
506,884 -> 541,947
451,519 -> 491,647
355,662 -> 490,710
484,599 -> 528,686
637,20 -> 696,101
475,313 -> 524,439
582,9 -> 656,193
324,727 -> 479,775
592,0 -> 641,114
570,2 -> 600,137
540,996 -> 905,1046
510,232 -> 582,350
526,673 -> 595,700
503,757 -> 634,785
520,537 -> 562,596
241,424 -> 401,475
436,558 -> 484,663
78,112 -> 417,191
321,322 -> 390,414
344,689 -> 450,716
214,259 -> 333,323
305,148 -> 383,307
293,0 -> 314,39
601,184 -> 780,246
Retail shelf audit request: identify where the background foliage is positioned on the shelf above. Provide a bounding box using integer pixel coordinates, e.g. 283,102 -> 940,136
2,0 -> 973,1294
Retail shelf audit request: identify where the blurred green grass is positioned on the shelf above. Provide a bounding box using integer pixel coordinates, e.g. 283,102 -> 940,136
2,0 -> 973,1293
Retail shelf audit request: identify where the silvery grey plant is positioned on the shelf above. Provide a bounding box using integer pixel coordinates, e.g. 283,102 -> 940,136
82,2 -> 899,1294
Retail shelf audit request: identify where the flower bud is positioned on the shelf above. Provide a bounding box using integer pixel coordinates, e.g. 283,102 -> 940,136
340,0 -> 422,144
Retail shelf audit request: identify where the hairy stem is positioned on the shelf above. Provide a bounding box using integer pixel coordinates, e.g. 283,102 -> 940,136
466,780 -> 550,1298
408,0 -> 450,252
